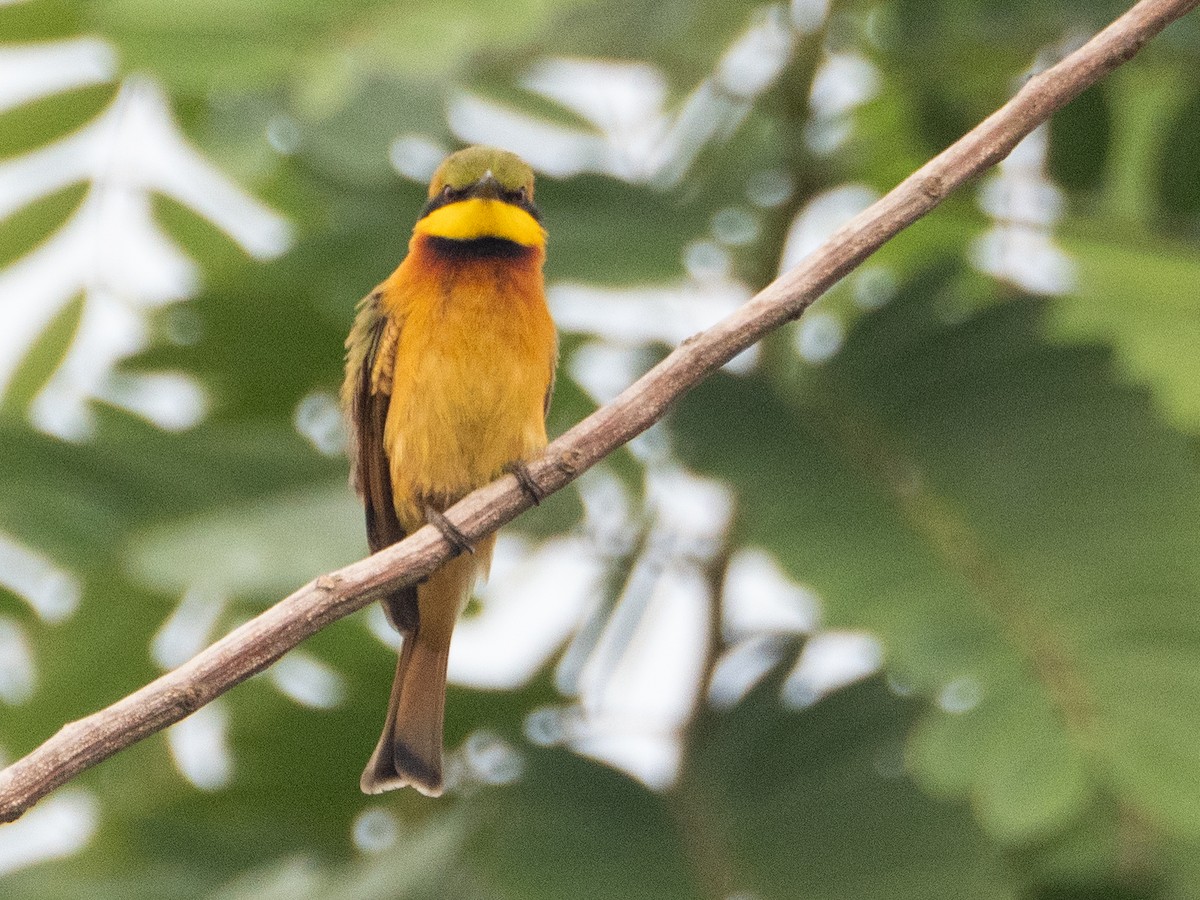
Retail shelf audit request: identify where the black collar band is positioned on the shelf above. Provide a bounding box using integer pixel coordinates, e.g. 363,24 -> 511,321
424,236 -> 535,260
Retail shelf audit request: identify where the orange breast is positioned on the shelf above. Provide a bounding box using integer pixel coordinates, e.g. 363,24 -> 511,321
377,238 -> 556,531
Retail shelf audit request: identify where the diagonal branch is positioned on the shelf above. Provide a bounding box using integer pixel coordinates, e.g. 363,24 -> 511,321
2,0 -> 1195,824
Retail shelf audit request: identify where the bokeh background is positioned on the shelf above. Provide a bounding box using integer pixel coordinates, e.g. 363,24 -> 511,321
3,0 -> 1200,897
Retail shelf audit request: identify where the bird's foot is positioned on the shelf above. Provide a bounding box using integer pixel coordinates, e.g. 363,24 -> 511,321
504,461 -> 545,505
424,505 -> 473,555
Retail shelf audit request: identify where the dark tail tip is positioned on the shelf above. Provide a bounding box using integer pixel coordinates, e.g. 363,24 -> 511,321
393,741 -> 443,796
360,739 -> 444,797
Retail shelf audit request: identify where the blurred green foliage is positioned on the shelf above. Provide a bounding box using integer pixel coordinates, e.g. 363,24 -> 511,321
2,0 -> 1200,898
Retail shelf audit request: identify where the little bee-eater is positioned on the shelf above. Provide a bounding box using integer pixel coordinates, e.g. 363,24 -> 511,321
342,146 -> 557,796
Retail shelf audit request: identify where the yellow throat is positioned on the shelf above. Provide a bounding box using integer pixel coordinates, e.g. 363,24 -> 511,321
414,198 -> 545,247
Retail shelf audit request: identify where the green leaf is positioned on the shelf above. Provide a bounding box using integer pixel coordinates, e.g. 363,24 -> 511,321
467,750 -> 696,900
0,182 -> 87,268
0,415 -> 341,564
1048,83 -> 1112,196
675,280 -> 1200,848
1155,80 -> 1200,226
909,686 -> 1091,842
689,678 -> 1017,899
0,0 -> 86,43
124,482 -> 364,597
0,294 -> 84,419
543,175 -> 712,284
1051,230 -> 1200,432
0,84 -> 114,160
88,0 -> 594,92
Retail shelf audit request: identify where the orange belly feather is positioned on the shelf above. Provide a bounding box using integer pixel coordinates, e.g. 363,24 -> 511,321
377,235 -> 556,532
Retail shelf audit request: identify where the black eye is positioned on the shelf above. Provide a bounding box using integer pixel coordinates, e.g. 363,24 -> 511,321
442,185 -> 453,198
517,186 -> 528,199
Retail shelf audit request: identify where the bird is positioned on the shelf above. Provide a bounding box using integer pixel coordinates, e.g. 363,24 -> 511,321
342,146 -> 557,796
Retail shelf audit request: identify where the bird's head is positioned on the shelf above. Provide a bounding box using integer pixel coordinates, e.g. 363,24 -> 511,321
414,146 -> 544,250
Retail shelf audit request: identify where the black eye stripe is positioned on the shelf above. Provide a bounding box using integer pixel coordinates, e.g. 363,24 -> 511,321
418,188 -> 541,223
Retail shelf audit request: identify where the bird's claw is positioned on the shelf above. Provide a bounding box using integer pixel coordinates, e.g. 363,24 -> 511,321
504,461 -> 545,505
424,505 -> 473,555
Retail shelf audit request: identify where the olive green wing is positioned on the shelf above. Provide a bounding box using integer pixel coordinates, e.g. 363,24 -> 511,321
344,290 -> 406,554
343,291 -> 416,629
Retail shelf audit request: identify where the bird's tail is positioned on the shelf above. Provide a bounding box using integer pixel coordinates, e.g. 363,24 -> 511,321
360,534 -> 494,796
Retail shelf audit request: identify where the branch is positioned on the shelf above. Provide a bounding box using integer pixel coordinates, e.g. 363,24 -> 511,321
2,0 -> 1195,823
